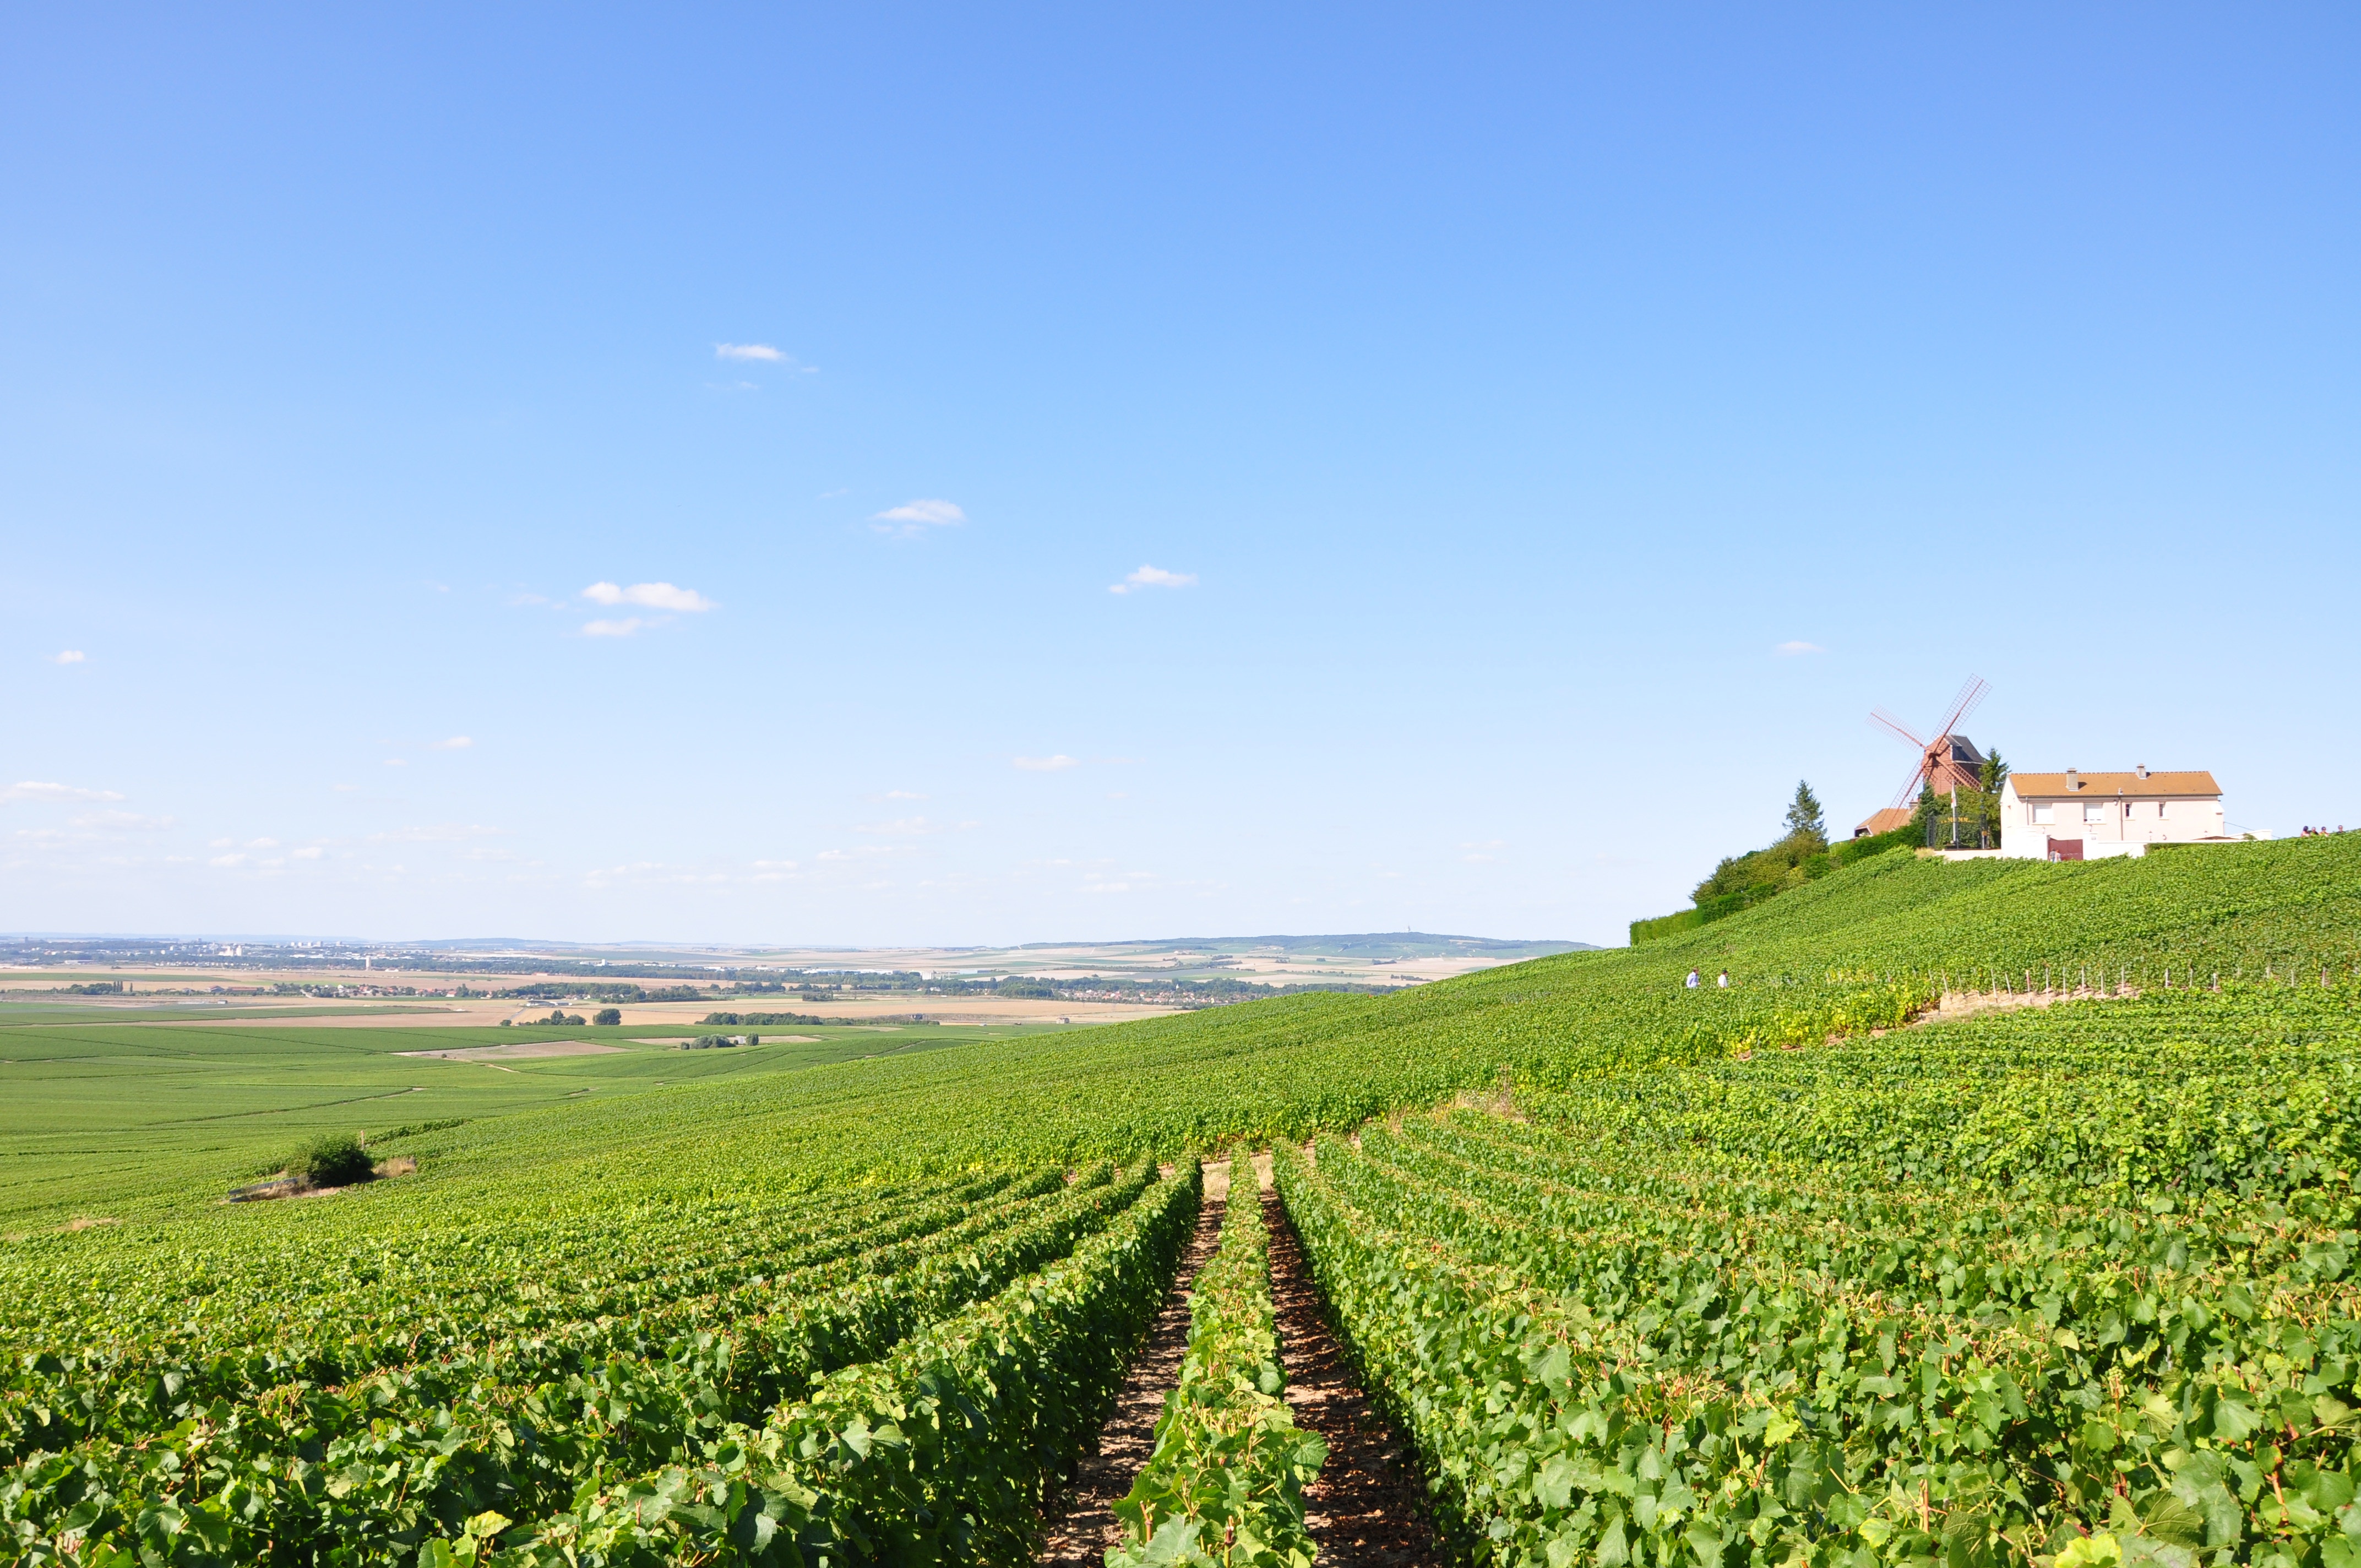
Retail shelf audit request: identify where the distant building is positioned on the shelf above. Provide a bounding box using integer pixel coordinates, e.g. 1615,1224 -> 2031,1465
1853,807 -> 1916,838
1999,767 -> 2226,860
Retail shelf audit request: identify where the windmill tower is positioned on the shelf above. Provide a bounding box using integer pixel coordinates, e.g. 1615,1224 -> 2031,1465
1857,676 -> 1990,836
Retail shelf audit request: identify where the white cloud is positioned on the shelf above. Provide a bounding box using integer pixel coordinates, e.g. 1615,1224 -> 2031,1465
429,736 -> 473,750
209,853 -> 247,868
1014,754 -> 1080,772
884,789 -> 928,801
1,781 -> 124,805
715,342 -> 784,361
1081,881 -> 1131,894
292,846 -> 324,860
246,837 -> 280,850
871,499 -> 966,536
368,823 -> 504,843
583,581 -> 715,612
582,618 -> 646,638
1774,640 -> 1826,656
70,810 -> 173,831
856,816 -> 940,836
1109,564 -> 1198,595
48,650 -> 86,665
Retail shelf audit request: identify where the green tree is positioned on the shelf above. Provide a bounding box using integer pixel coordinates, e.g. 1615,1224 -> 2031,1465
1976,749 -> 2009,847
1783,781 -> 1827,846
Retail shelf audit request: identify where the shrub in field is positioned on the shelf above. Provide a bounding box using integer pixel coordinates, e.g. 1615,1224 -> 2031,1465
592,1007 -> 621,1025
285,1131 -> 373,1188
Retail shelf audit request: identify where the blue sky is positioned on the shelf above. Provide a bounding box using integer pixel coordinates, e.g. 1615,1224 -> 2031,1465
4,4 -> 2355,948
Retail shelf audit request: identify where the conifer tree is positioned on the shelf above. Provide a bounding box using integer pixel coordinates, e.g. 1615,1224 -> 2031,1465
1785,780 -> 1827,845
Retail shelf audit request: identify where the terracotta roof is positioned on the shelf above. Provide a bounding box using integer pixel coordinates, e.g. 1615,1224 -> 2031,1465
2009,771 -> 2220,798
1853,807 -> 1914,835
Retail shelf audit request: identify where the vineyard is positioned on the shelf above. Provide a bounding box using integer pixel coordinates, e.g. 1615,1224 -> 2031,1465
2,835 -> 2359,1564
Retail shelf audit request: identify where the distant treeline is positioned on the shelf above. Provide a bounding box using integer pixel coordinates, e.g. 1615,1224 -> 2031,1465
998,974 -> 1396,1003
700,1011 -> 831,1027
501,982 -> 716,1003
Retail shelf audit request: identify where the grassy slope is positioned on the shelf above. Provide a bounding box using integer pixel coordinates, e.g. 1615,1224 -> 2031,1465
10,834 -> 2357,1249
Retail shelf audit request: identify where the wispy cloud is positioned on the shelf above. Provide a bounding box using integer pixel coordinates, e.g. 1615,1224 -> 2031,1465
428,736 -> 473,750
583,618 -> 646,638
1109,564 -> 1198,595
1774,640 -> 1826,656
292,846 -> 324,860
855,816 -> 941,837
2,781 -> 125,805
1014,754 -> 1080,772
368,823 -> 504,843
871,499 -> 966,537
47,650 -> 85,665
69,810 -> 173,831
715,342 -> 783,362
584,581 -> 715,612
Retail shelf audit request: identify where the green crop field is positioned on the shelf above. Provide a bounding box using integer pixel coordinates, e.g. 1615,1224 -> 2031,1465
3,836 -> 2358,1566
0,1021 -> 997,1227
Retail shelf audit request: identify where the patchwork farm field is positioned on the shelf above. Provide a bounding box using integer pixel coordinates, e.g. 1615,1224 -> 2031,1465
4,836 -> 2359,1566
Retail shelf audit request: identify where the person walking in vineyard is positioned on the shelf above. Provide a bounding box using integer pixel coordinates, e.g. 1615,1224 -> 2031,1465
1717,968 -> 1730,988
1685,967 -> 1701,989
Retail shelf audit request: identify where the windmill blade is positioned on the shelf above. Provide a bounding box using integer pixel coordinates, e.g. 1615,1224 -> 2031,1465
1887,765 -> 1926,814
1937,675 -> 1990,738
1868,707 -> 1926,749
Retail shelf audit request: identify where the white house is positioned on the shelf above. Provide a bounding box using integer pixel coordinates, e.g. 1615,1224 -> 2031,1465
1999,767 -> 2226,860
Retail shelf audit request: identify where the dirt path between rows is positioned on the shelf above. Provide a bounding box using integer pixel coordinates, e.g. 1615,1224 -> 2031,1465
1264,1183 -> 1443,1567
1038,1162 -> 1231,1567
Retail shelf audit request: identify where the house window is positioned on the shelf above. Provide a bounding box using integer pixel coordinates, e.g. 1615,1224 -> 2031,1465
2032,803 -> 2054,825
2157,802 -> 2168,818
2085,803 -> 2107,824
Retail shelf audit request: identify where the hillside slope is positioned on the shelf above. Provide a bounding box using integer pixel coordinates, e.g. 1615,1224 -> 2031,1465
5,837 -> 2358,1568
12,835 -> 2357,1231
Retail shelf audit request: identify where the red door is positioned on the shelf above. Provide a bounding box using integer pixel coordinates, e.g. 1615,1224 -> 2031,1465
2047,837 -> 2084,862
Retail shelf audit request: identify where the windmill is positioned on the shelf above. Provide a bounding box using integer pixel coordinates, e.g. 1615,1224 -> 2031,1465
1864,676 -> 1990,832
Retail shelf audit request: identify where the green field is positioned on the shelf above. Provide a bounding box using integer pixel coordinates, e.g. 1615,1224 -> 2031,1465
3,836 -> 2358,1566
0,1020 -> 1004,1227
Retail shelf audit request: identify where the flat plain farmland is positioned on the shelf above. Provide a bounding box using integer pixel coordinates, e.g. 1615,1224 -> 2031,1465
0,1019 -> 987,1226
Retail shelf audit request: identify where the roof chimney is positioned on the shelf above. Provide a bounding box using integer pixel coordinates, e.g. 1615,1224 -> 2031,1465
2136,764 -> 2150,778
